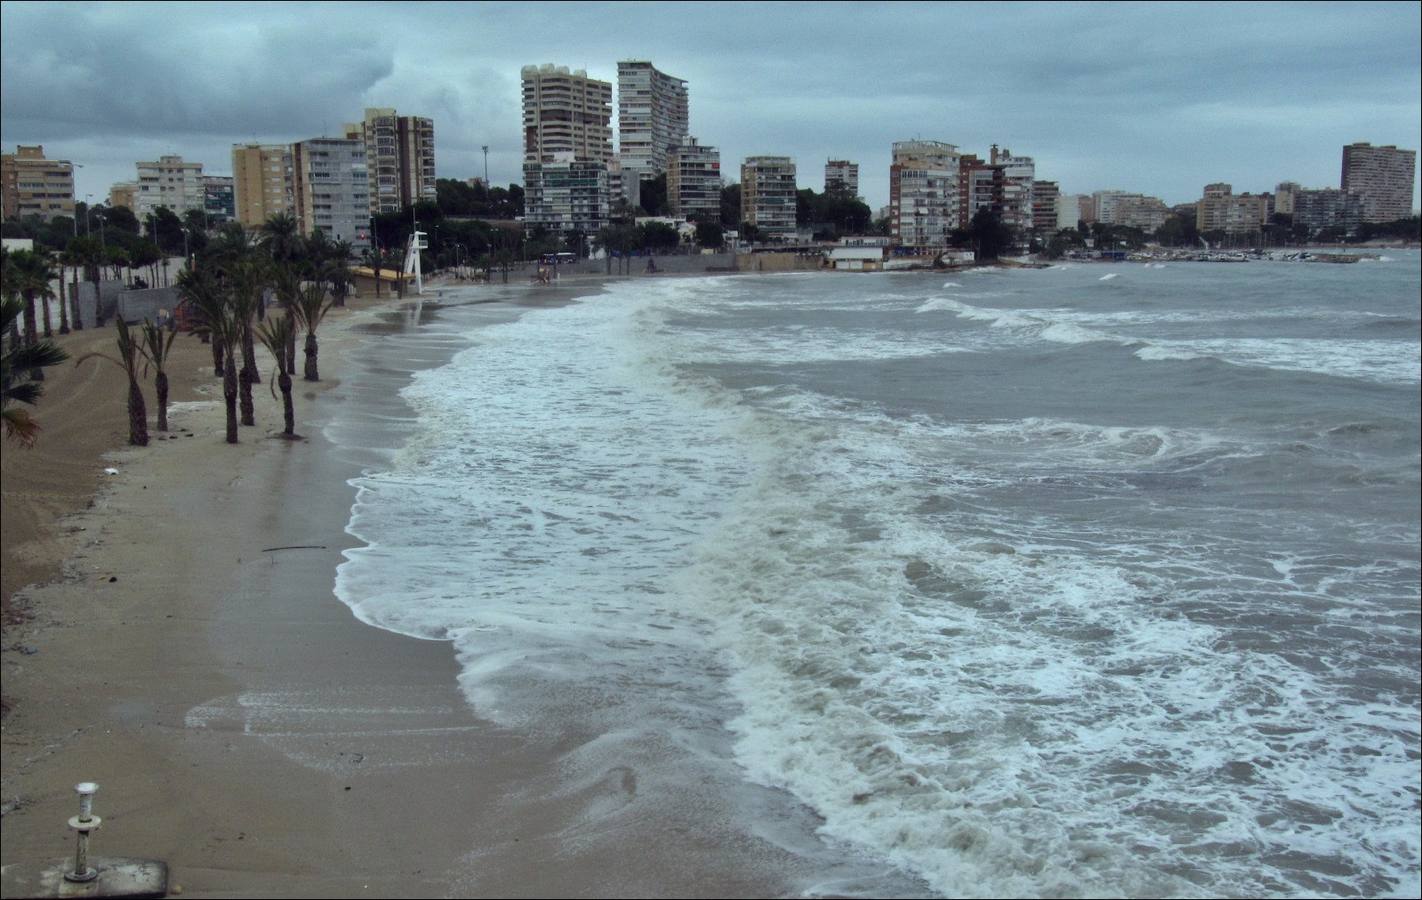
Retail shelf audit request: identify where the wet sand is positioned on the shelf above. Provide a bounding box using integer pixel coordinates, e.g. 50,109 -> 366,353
1,277 -> 879,897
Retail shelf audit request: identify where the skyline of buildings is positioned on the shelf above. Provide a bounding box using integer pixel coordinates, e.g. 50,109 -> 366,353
2,52 -> 1416,251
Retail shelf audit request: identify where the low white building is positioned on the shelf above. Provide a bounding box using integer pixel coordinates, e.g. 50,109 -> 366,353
829,246 -> 887,270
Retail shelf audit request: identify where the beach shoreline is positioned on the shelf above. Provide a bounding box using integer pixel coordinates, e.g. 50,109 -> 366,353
1,275 -> 883,898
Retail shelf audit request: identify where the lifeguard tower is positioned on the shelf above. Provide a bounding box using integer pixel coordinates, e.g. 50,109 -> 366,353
405,229 -> 429,294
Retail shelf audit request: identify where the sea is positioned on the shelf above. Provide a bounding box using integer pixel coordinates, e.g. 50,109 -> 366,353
326,254 -> 1421,898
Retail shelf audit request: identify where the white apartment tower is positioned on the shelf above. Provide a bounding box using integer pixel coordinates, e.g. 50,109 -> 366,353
890,140 -> 960,248
617,60 -> 688,182
134,154 -> 205,218
292,138 -> 370,251
522,64 -> 613,164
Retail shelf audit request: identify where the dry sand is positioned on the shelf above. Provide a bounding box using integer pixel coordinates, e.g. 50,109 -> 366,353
1,278 -> 831,898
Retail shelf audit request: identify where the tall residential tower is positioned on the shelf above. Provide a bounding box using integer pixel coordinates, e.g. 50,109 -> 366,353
889,140 -> 960,248
343,108 -> 436,215
1340,142 -> 1416,224
617,60 -> 688,183
522,64 -> 613,164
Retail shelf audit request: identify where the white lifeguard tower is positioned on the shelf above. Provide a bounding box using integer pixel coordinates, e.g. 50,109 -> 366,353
405,229 -> 429,294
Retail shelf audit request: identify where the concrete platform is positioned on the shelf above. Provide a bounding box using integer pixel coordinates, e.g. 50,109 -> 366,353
0,857 -> 167,899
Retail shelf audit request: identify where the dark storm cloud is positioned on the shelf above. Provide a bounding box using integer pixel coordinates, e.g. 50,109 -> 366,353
3,1 -> 1418,209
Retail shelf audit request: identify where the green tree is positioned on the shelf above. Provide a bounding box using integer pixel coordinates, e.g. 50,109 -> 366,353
1,293 -> 69,446
694,219 -> 724,250
639,173 -> 669,216
720,183 -> 741,229
290,283 -> 335,381
5,249 -> 56,377
138,320 -> 177,432
968,208 -> 1013,261
260,212 -> 302,266
225,256 -> 267,425
256,313 -> 299,439
639,221 -> 680,252
75,318 -> 149,447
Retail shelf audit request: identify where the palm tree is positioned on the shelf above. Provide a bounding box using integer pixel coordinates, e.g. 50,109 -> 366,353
179,269 -> 241,443
139,320 -> 177,432
75,318 -> 148,447
68,236 -> 103,330
1,294 -> 69,446
177,267 -> 226,377
207,222 -> 255,265
256,313 -> 298,439
290,283 -> 334,381
5,249 -> 56,381
267,261 -> 304,375
325,240 -> 354,306
225,255 -> 266,425
260,213 -> 301,269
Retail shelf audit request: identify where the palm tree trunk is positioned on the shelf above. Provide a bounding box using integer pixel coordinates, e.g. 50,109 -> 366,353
127,376 -> 149,446
71,269 -> 83,330
279,371 -> 294,437
224,352 -> 239,443
303,332 -> 319,381
155,371 -> 169,432
211,336 -> 224,377
59,273 -> 70,334
242,323 -> 260,385
22,290 -> 43,381
239,364 -> 255,427
41,294 -> 52,338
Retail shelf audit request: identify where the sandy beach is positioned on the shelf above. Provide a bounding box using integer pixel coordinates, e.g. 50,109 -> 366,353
1,274 -> 862,898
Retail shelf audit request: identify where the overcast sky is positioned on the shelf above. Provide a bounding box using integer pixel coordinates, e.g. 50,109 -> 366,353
3,1 -> 1419,213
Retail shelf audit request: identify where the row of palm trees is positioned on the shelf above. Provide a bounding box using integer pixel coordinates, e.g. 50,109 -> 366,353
176,215 -> 345,444
1,214 -> 350,447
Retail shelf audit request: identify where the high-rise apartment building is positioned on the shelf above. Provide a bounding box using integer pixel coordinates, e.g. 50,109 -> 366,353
522,64 -> 613,164
1032,180 -> 1060,232
1292,187 -> 1363,234
989,146 -> 1035,232
232,143 -> 295,228
889,140 -> 960,248
1195,183 -> 1269,234
292,138 -> 370,251
617,60 -> 688,183
342,108 -> 437,215
667,137 -> 721,222
825,159 -> 859,196
960,153 -> 994,228
1,145 -> 75,222
134,155 -> 205,218
1340,142 -> 1416,223
741,156 -> 797,239
522,153 -> 610,237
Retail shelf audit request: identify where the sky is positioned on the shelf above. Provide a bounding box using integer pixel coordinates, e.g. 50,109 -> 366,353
2,1 -> 1419,214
